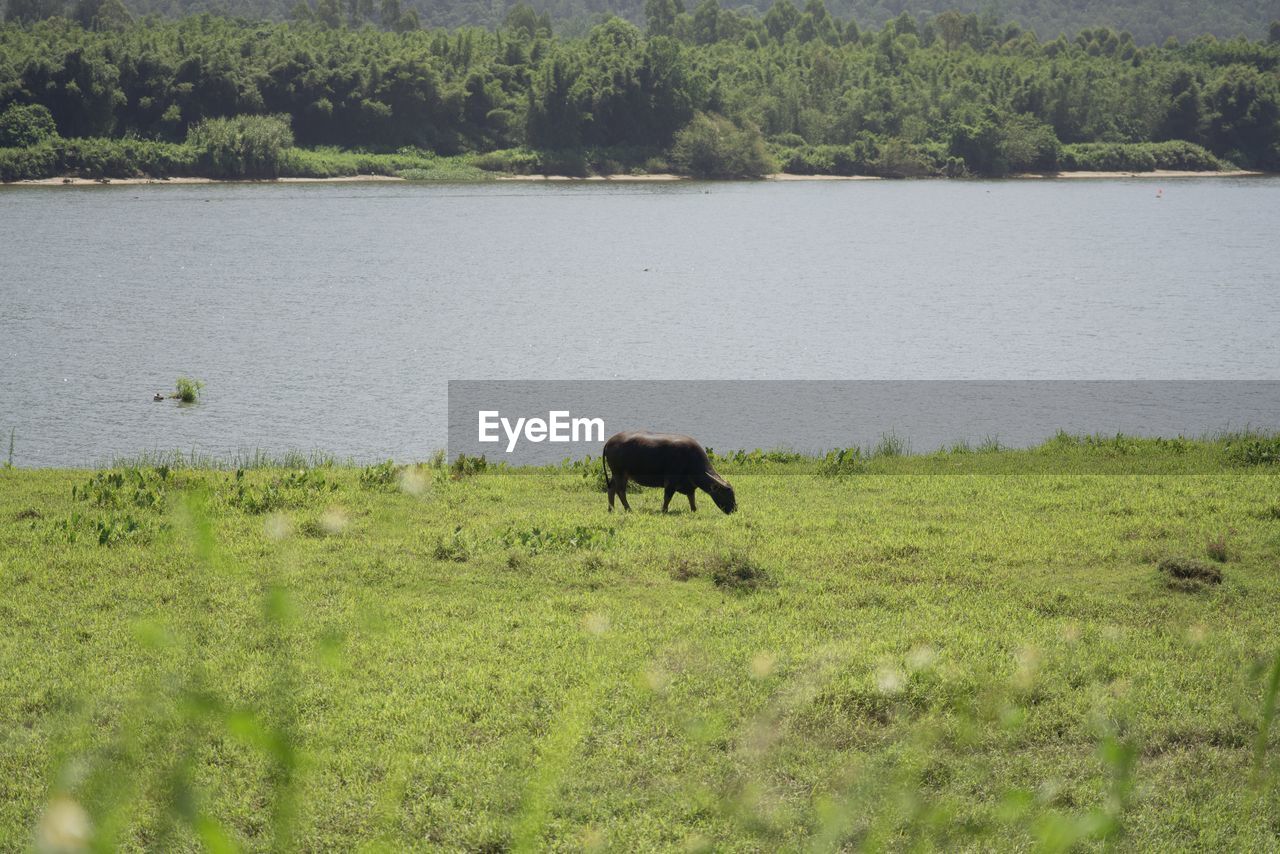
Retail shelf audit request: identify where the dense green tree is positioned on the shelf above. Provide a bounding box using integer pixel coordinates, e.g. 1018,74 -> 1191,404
0,102 -> 57,145
671,111 -> 773,176
643,0 -> 680,37
763,0 -> 798,43
1,11 -> 1277,173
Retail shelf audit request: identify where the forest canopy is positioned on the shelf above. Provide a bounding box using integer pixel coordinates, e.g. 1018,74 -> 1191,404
5,0 -> 1279,43
1,8 -> 1278,179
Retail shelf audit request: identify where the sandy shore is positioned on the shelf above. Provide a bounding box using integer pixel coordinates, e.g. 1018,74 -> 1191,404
7,174 -> 406,186
1016,169 -> 1263,179
496,173 -> 686,181
765,173 -> 882,181
7,169 -> 1266,187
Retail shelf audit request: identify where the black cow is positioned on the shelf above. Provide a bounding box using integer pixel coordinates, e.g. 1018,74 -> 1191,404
602,431 -> 737,514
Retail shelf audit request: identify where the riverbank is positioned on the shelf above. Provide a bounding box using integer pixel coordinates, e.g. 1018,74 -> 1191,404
1016,169 -> 1264,179
6,169 -> 1267,187
2,138 -> 1263,186
1,438 -> 1277,849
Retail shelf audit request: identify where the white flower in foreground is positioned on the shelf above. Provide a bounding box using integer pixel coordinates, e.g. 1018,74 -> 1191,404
36,794 -> 90,853
906,645 -> 936,672
398,467 -> 428,496
320,506 -> 349,535
263,512 -> 292,542
749,651 -> 777,679
875,664 -> 906,695
583,612 -> 610,636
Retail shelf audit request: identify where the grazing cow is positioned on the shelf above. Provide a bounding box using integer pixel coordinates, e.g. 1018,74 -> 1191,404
602,431 -> 737,514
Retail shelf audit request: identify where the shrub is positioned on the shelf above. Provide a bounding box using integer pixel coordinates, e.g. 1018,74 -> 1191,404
871,138 -> 936,178
1148,141 -> 1229,170
775,142 -> 874,176
473,148 -> 542,173
0,103 -> 58,148
0,143 -> 60,181
187,115 -> 294,179
671,112 -> 775,179
1061,143 -> 1158,172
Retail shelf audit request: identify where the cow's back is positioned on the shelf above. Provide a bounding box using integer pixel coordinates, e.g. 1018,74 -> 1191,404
604,431 -> 706,487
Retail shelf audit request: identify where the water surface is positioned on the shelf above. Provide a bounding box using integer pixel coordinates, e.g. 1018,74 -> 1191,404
2,178 -> 1278,466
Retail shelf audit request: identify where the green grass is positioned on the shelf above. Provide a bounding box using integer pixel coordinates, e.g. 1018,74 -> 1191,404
2,441 -> 1279,850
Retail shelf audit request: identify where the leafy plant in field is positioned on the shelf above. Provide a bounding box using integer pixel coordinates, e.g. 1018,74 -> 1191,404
819,446 -> 867,476
433,525 -> 473,561
501,524 -> 615,555
227,467 -> 337,513
449,453 -> 488,479
1225,435 -> 1280,466
359,460 -> 400,491
62,467 -> 171,544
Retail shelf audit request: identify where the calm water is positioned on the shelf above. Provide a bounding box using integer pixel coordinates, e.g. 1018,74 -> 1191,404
2,178 -> 1278,467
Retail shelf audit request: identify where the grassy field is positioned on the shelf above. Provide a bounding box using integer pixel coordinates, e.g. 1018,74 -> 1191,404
2,439 -> 1279,851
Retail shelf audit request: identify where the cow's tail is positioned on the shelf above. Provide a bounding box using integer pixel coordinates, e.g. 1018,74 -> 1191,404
600,451 -> 612,491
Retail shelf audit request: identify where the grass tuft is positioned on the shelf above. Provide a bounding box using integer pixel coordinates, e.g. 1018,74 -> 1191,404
174,376 -> 204,403
1158,556 -> 1224,588
708,549 -> 772,592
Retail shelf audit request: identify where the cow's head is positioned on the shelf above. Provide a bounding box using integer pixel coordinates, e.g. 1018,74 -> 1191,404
707,474 -> 737,514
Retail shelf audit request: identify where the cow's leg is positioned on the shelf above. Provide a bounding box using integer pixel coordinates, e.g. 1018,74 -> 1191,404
687,490 -> 697,512
662,485 -> 675,513
616,473 -> 631,511
607,478 -> 615,512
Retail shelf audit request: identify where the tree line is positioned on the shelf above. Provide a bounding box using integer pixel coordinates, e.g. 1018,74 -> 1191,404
6,0 -> 1280,44
1,7 -> 1278,179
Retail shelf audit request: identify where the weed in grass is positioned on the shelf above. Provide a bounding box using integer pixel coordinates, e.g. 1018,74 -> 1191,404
1206,535 -> 1231,562
174,376 -> 204,403
501,524 -> 614,556
977,434 -> 1004,453
450,453 -> 488,479
14,508 -> 41,521
359,460 -> 400,491
228,467 -> 337,514
1225,434 -> 1280,466
872,431 -> 909,458
433,525 -> 472,561
1255,650 -> 1280,778
1158,556 -> 1224,588
819,447 -> 866,476
669,555 -> 700,581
